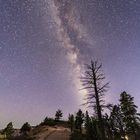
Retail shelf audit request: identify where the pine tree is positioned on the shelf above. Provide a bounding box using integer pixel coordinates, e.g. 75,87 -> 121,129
68,114 -> 75,132
55,109 -> 63,121
103,113 -> 114,140
75,109 -> 84,133
120,91 -> 140,139
85,111 -> 96,140
110,105 -> 124,139
85,111 -> 90,134
20,122 -> 31,135
3,122 -> 14,138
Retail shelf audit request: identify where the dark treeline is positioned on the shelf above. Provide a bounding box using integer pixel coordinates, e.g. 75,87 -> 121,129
69,60 -> 140,140
69,92 -> 140,140
1,121 -> 32,140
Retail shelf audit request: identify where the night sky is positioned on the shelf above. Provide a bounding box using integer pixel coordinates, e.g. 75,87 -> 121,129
0,0 -> 140,128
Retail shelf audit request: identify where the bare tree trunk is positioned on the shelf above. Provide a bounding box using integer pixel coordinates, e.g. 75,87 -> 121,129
92,63 -> 106,140
81,61 -> 109,140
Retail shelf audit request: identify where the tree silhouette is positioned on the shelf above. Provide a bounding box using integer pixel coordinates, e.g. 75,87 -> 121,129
3,122 -> 14,138
81,60 -> 109,140
110,105 -> 124,139
43,117 -> 55,126
102,114 -> 113,140
75,109 -> 84,133
55,109 -> 63,121
68,114 -> 75,132
20,122 -> 31,135
84,111 -> 97,140
85,111 -> 90,135
120,91 -> 140,140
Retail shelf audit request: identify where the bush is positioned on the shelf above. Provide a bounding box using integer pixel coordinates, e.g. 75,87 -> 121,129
43,117 -> 56,126
70,131 -> 86,140
8,135 -> 34,140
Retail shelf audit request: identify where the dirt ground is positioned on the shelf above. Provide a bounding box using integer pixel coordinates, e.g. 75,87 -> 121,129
35,126 -> 70,140
46,127 -> 70,140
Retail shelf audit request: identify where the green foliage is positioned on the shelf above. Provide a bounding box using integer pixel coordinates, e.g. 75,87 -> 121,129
55,109 -> 63,121
3,122 -> 14,138
20,122 -> 31,135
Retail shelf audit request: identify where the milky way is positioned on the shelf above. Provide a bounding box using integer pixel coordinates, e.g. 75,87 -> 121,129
0,0 -> 140,128
48,0 -> 91,103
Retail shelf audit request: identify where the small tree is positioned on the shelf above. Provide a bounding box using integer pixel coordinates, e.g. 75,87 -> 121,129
20,122 -> 31,135
85,111 -> 90,133
75,109 -> 84,133
85,111 -> 93,140
3,122 -> 14,138
68,114 -> 75,132
55,109 -> 63,121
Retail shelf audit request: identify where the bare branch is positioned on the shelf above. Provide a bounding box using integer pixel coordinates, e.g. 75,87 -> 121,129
81,60 -> 110,122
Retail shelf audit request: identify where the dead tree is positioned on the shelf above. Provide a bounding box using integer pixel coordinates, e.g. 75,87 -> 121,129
81,60 -> 110,140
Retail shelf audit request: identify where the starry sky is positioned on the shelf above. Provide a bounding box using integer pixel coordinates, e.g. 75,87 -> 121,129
0,0 -> 140,128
